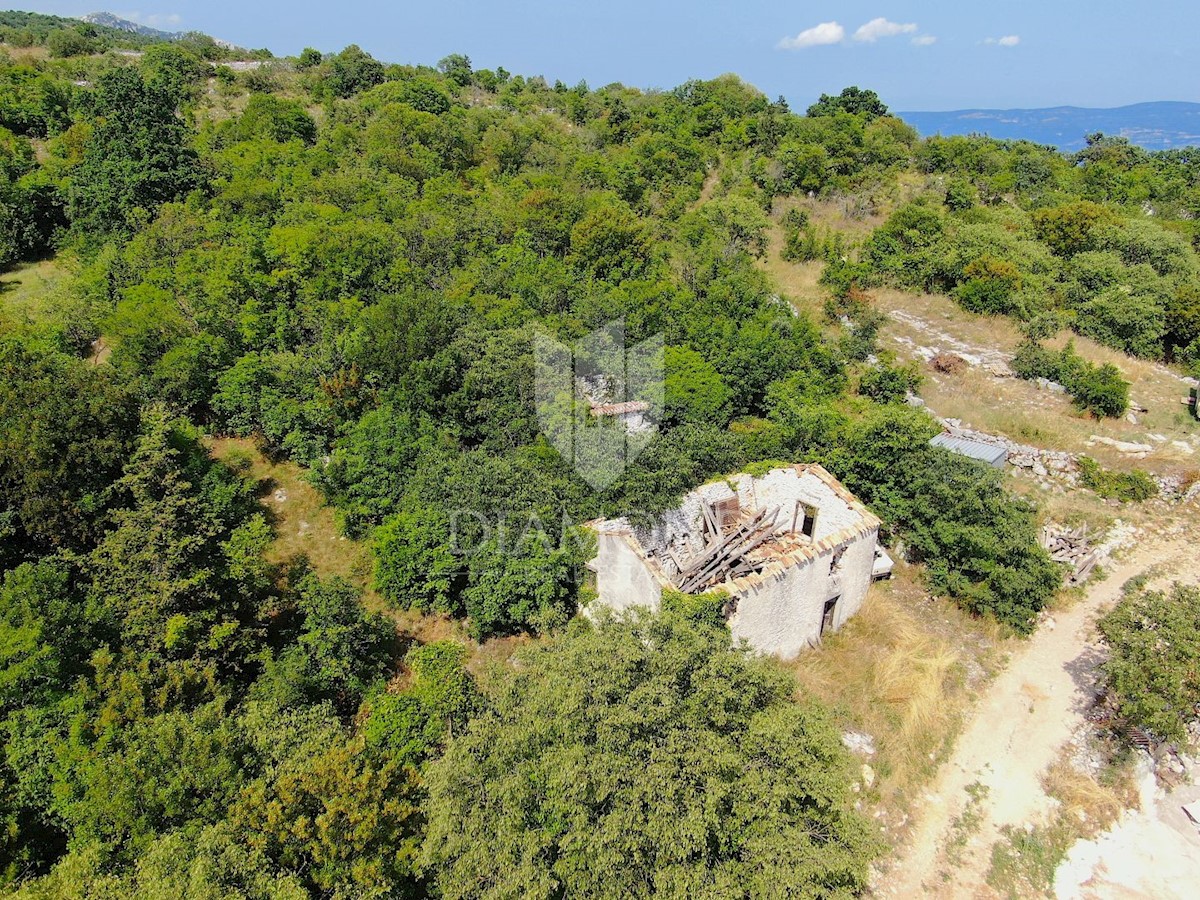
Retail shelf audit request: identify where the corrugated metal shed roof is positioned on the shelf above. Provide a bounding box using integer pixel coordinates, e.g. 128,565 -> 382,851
930,433 -> 1008,468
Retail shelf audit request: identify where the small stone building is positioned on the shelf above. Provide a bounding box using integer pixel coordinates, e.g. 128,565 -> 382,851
587,465 -> 888,659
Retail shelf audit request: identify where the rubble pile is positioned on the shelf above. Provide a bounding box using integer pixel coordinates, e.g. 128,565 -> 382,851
1039,523 -> 1101,584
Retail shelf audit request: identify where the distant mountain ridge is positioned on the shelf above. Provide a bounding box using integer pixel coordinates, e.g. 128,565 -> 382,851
898,101 -> 1200,152
78,11 -> 239,49
78,11 -> 183,40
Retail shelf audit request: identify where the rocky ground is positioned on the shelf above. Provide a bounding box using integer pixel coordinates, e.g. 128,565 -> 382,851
1055,744 -> 1200,899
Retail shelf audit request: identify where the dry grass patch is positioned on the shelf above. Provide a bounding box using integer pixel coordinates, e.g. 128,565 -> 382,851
789,561 -> 1006,817
0,255 -> 73,326
2,45 -> 49,63
761,186 -> 928,322
209,436 -> 374,590
759,214 -> 828,321
1042,756 -> 1137,828
770,176 -> 930,241
874,287 -> 1026,353
874,288 -> 1200,475
197,87 -> 254,125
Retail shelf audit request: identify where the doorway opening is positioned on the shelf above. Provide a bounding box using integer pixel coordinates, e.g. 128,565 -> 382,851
820,596 -> 839,637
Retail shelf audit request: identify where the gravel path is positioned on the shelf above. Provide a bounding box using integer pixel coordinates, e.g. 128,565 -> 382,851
875,532 -> 1192,898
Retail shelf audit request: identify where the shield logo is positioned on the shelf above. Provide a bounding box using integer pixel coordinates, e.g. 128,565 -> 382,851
534,320 -> 663,491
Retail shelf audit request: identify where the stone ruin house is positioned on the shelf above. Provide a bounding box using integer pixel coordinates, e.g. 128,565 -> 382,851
587,465 -> 892,659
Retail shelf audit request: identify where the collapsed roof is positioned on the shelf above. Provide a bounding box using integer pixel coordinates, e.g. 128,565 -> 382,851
593,465 -> 881,596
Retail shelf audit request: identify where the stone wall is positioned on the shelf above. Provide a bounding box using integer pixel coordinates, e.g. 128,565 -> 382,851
741,469 -> 862,541
726,526 -> 878,659
589,529 -> 664,617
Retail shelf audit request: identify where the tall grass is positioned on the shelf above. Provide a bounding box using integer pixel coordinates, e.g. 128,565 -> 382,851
789,567 -> 1003,809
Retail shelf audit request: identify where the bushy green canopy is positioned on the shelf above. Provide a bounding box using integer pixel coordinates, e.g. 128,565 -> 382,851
1100,584 -> 1200,743
423,606 -> 880,898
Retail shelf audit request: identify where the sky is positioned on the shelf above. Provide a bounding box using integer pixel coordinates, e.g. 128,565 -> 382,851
18,1 -> 1200,110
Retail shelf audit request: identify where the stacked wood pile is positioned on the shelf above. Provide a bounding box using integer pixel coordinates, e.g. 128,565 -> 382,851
675,505 -> 781,594
1039,524 -> 1100,585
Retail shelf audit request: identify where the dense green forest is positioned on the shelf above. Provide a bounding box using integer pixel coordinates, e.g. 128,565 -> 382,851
2,15 -> 1200,897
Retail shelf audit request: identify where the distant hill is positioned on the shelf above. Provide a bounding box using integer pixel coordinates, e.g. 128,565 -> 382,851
898,101 -> 1200,152
0,9 -> 164,46
79,11 -> 243,50
78,11 -> 183,41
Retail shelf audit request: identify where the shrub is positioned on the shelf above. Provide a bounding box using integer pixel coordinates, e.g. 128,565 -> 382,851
460,528 -> 590,638
1010,341 -> 1129,418
944,177 -> 977,211
1068,361 -> 1131,418
374,508 -> 593,639
1076,457 -> 1157,502
46,28 -> 92,58
818,405 -> 1061,633
782,223 -> 820,262
1072,285 -> 1166,360
1099,584 -> 1200,743
837,301 -> 888,362
324,45 -> 385,98
315,405 -> 423,536
729,417 -> 788,461
782,223 -> 844,264
364,641 -> 477,764
234,94 -> 317,145
1031,200 -> 1118,257
663,345 -> 733,427
861,199 -> 946,290
374,508 -> 461,615
297,47 -> 323,68
820,257 -> 871,299
901,452 -> 1061,633
781,207 -> 809,229
953,256 -> 1022,315
858,357 -> 922,404
292,575 -> 395,705
1010,341 -> 1061,382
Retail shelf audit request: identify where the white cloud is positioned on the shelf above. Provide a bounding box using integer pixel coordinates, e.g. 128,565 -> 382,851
911,35 -> 937,46
852,18 -> 918,43
777,21 -> 846,50
984,35 -> 1021,47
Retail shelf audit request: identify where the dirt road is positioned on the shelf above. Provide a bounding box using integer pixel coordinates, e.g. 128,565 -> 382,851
875,529 -> 1192,898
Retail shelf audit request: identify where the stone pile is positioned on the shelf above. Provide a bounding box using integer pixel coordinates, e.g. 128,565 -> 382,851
939,419 -> 1185,501
1087,435 -> 1154,458
939,418 -> 1078,484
